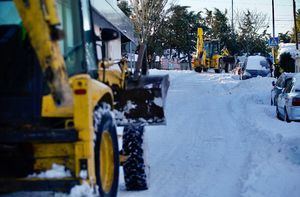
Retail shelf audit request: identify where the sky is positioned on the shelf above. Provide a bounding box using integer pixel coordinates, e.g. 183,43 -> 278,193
176,0 -> 299,36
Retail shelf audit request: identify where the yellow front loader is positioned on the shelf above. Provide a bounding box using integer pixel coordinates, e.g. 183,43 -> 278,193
0,0 -> 169,196
192,28 -> 235,73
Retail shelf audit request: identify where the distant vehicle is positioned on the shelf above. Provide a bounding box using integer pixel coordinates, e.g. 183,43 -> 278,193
271,73 -> 295,106
192,28 -> 235,73
242,56 -> 271,80
276,74 -> 300,122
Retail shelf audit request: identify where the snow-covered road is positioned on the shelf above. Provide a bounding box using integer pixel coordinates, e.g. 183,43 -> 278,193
119,70 -> 300,197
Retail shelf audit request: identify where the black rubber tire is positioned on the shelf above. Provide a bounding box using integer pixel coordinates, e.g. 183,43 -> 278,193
122,125 -> 149,191
203,68 -> 208,72
276,106 -> 282,120
284,108 -> 291,123
94,103 -> 119,197
214,69 -> 220,73
194,67 -> 202,73
271,98 -> 273,106
224,64 -> 229,73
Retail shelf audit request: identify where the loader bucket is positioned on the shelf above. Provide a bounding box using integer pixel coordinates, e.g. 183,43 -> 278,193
114,75 -> 170,126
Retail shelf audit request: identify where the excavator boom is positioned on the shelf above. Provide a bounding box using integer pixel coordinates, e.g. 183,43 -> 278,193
14,0 -> 72,106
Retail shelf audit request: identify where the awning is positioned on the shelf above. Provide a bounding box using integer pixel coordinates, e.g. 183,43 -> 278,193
91,0 -> 137,45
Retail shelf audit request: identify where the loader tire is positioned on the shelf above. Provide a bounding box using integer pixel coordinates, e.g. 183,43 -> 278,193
94,103 -> 119,197
122,125 -> 149,190
194,67 -> 202,73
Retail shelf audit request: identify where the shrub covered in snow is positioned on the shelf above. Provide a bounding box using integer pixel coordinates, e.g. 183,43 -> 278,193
277,43 -> 300,73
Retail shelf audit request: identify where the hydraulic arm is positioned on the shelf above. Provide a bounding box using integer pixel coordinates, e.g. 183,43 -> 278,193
14,0 -> 72,106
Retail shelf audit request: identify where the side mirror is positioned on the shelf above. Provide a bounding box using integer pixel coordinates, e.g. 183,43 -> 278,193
101,28 -> 119,42
272,81 -> 275,87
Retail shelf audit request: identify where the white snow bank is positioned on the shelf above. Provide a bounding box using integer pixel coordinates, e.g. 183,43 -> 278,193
227,76 -> 300,197
241,151 -> 300,197
27,163 -> 71,179
278,43 -> 300,59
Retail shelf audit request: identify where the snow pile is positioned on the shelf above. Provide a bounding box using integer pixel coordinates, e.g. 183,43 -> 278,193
278,43 -> 300,59
27,163 -> 71,179
54,182 -> 98,197
223,76 -> 300,197
241,151 -> 300,197
67,183 -> 97,197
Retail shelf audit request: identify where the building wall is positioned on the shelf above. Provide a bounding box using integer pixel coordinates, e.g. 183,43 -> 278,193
108,38 -> 122,60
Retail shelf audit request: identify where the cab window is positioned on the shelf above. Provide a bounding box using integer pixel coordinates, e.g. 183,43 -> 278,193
56,0 -> 85,76
0,1 -> 21,25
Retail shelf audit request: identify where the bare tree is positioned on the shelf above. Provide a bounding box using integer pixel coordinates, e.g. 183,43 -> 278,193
128,0 -> 175,75
129,0 -> 175,43
236,9 -> 269,34
236,10 -> 269,54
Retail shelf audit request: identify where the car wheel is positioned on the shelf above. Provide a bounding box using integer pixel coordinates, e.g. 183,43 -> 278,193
284,108 -> 291,123
276,106 -> 282,120
94,103 -> 119,197
122,125 -> 149,191
271,98 -> 273,106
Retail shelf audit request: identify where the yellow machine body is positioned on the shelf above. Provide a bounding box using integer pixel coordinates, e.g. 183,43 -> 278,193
0,0 -> 118,193
98,59 -> 128,89
192,28 -> 223,71
0,0 -> 169,194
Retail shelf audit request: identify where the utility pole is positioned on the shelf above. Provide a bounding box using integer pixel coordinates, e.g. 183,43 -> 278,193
231,0 -> 236,55
293,0 -> 298,72
272,0 -> 276,65
293,0 -> 298,50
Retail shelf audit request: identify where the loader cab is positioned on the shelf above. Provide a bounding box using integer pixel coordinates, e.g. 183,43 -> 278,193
56,0 -> 98,77
204,40 -> 220,59
0,0 -> 98,126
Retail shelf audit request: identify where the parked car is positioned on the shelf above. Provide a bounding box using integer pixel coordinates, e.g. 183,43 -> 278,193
242,56 -> 271,79
276,73 -> 300,122
271,73 -> 295,106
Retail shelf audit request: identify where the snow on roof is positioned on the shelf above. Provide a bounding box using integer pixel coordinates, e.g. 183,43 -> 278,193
246,56 -> 268,70
278,43 -> 300,59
